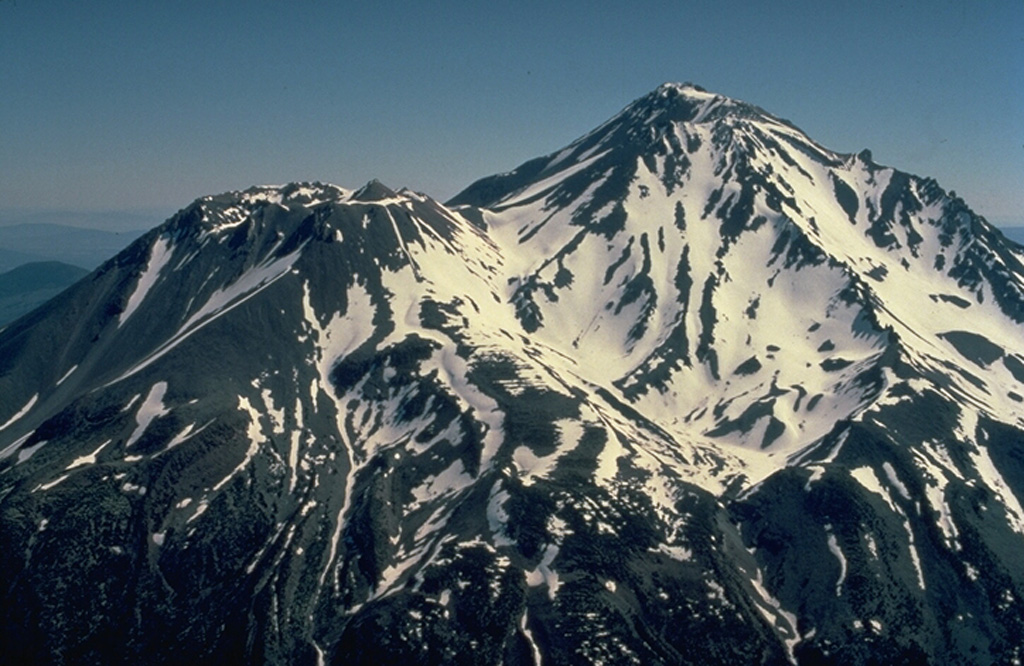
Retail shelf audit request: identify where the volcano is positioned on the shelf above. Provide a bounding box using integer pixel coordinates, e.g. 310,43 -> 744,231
2,83 -> 1024,664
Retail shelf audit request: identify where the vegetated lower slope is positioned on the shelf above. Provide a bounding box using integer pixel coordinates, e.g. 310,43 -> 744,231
1,84 -> 1024,665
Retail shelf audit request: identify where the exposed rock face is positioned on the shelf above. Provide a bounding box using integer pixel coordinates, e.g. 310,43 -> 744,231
2,84 -> 1024,664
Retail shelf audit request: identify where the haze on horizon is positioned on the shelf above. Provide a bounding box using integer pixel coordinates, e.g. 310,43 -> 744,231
1,0 -> 1021,231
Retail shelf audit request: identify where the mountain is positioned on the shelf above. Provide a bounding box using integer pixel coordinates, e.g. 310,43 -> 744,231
2,84 -> 1024,664
0,222 -> 146,272
0,261 -> 89,326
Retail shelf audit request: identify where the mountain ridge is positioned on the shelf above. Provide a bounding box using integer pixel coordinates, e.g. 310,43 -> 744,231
1,83 -> 1023,665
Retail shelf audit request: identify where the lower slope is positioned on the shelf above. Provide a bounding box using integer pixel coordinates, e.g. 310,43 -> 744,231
0,178 -> 1022,665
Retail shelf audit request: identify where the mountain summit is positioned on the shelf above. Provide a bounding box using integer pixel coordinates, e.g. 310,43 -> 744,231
2,85 -> 1024,664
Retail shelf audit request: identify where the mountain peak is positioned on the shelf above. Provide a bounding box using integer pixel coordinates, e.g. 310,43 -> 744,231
657,81 -> 707,93
4,86 -> 1024,665
350,179 -> 399,202
648,81 -> 712,105
652,80 -> 712,102
618,81 -> 782,129
449,81 -> 818,212
617,81 -> 719,126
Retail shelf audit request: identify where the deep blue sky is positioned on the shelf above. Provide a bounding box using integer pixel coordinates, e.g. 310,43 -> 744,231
2,1 -> 1021,229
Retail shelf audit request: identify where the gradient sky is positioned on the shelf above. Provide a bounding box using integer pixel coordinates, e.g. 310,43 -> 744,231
2,0 -> 1022,229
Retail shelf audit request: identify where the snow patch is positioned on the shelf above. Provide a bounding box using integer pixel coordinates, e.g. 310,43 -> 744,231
260,388 -> 286,435
882,462 -> 911,501
187,499 -> 209,523
864,532 -> 879,559
56,365 -> 78,386
126,382 -> 170,448
652,543 -> 693,561
210,396 -> 266,491
850,466 -> 899,514
16,440 -> 46,464
35,474 -> 70,491
825,526 -> 847,596
165,422 -> 203,451
520,611 -> 543,665
487,481 -> 515,547
749,566 -> 801,664
0,431 -> 32,462
970,442 -> 1024,536
0,394 -> 38,432
120,236 -> 173,326
411,460 -> 473,504
526,543 -> 561,600
903,518 -> 926,590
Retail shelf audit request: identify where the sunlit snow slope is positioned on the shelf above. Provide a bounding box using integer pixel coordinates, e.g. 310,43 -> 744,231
2,84 -> 1024,665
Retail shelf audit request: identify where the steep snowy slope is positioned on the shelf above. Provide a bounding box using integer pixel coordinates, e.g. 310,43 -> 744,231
452,83 -> 1024,469
1,85 -> 1023,665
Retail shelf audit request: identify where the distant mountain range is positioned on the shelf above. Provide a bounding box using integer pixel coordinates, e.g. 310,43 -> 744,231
2,83 -> 1024,664
0,223 -> 145,273
0,221 -> 146,325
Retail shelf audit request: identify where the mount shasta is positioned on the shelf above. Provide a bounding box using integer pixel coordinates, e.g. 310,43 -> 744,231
2,83 -> 1024,665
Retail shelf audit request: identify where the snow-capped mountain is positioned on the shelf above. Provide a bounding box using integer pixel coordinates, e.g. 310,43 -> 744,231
2,83 -> 1024,664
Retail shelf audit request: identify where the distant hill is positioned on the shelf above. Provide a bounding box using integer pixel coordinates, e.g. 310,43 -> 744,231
0,261 -> 89,326
0,223 -> 146,272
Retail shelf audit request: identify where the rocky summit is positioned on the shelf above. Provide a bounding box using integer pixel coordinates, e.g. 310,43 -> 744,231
2,83 -> 1024,664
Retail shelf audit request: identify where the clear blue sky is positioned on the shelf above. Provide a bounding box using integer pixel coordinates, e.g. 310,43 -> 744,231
1,0 -> 1021,229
